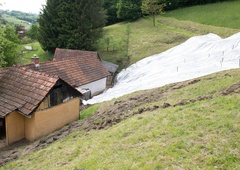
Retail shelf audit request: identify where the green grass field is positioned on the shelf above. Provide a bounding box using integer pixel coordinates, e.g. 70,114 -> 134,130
98,1 -> 240,71
12,0 -> 240,71
2,69 -> 240,170
2,14 -> 32,29
163,0 -> 240,29
1,1 -> 240,169
19,42 -> 52,64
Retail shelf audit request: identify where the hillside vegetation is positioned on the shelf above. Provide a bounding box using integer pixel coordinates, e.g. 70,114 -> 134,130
3,1 -> 240,70
1,14 -> 31,29
164,0 -> 240,29
2,68 -> 240,170
19,42 -> 52,64
98,1 -> 240,71
1,1 -> 240,169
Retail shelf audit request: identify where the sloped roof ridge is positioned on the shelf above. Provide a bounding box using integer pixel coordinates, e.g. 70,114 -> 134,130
20,66 -> 59,78
2,65 -> 59,79
53,48 -> 100,61
0,66 -> 59,117
52,55 -> 99,61
19,64 -> 59,79
55,47 -> 98,54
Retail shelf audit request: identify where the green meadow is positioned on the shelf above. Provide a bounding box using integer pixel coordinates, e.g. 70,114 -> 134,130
1,1 -> 240,169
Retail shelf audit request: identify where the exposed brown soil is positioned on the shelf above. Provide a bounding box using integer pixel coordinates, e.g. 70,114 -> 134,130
221,82 -> 240,95
0,77 -> 239,167
0,139 -> 6,149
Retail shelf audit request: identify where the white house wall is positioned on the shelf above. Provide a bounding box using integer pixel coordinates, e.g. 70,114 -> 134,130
77,78 -> 107,96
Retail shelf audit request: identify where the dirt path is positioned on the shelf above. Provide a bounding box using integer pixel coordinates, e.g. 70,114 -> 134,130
1,77 -> 239,167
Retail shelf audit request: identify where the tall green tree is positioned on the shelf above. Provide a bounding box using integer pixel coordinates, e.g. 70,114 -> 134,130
141,0 -> 166,26
38,0 -> 106,53
117,0 -> 142,21
4,24 -> 20,44
27,24 -> 39,40
103,0 -> 120,25
0,24 -> 20,67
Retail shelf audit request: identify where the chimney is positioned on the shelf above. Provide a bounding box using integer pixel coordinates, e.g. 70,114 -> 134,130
31,54 -> 40,67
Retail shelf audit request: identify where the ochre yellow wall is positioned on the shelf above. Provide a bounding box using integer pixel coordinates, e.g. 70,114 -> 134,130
5,111 -> 25,145
25,95 -> 49,141
34,97 -> 80,140
37,95 -> 50,111
5,98 -> 80,145
24,114 -> 35,141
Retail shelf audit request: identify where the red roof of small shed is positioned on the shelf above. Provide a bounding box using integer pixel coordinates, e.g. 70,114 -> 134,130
0,67 -> 58,117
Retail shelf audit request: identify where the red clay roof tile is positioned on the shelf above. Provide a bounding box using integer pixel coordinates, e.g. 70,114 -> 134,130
24,49 -> 110,87
0,67 -> 58,117
53,48 -> 99,61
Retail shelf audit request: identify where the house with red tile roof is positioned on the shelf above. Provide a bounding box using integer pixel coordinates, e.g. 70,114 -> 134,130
0,67 -> 81,147
53,48 -> 119,78
0,48 -> 114,147
53,48 -> 100,61
26,49 -> 111,99
53,48 -> 118,87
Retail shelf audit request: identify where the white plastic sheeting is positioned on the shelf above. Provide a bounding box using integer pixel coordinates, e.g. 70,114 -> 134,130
84,32 -> 240,105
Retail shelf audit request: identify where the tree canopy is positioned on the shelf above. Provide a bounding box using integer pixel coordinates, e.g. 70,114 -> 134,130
103,0 -> 121,25
0,24 -> 20,68
27,24 -> 39,41
116,0 -> 142,21
38,0 -> 107,53
141,0 -> 166,26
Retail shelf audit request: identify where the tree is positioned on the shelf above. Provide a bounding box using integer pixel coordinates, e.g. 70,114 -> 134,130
4,24 -> 20,44
125,23 -> 131,59
103,0 -> 120,25
0,43 -> 6,68
27,24 -> 39,40
100,35 -> 114,52
38,0 -> 107,53
117,0 -> 142,21
0,25 -> 20,67
141,0 -> 166,26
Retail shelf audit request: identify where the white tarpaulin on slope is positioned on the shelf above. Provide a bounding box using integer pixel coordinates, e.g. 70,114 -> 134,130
84,32 -> 240,105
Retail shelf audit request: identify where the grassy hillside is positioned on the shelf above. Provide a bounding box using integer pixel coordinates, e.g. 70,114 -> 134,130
19,42 -> 52,64
20,14 -> 239,68
3,1 -> 240,70
163,0 -> 240,29
2,14 -> 32,29
1,1 -> 240,169
98,3 -> 240,71
2,68 -> 240,169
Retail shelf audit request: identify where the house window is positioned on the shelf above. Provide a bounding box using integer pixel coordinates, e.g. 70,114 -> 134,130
49,82 -> 75,107
50,84 -> 64,106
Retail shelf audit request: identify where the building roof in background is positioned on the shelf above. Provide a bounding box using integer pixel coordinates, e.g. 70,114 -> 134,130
53,48 -> 100,61
53,48 -> 118,75
0,67 -> 58,117
101,60 -> 119,74
24,55 -> 110,87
